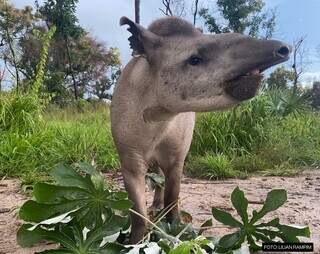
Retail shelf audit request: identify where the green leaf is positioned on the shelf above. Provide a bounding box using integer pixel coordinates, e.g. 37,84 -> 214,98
218,231 -> 243,249
51,164 -> 94,190
33,183 -> 87,204
84,215 -> 128,246
231,187 -> 248,225
169,242 -> 194,254
255,228 -> 279,240
74,162 -> 99,175
255,218 -> 280,228
18,218 -> 128,252
276,224 -> 310,242
246,235 -> 262,252
37,250 -> 72,253
251,231 -> 272,243
17,224 -> 47,248
199,219 -> 212,235
102,242 -> 128,254
19,200 -> 83,223
108,199 -> 133,210
212,208 -> 243,228
158,240 -> 172,254
251,189 -> 287,224
17,224 -> 77,250
20,164 -> 132,229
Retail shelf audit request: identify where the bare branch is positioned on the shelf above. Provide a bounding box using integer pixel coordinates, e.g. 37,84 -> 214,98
160,0 -> 173,16
193,0 -> 199,26
292,36 -> 308,89
160,0 -> 186,17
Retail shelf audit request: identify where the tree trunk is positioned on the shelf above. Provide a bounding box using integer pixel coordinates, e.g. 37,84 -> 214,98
64,36 -> 79,100
135,0 -> 140,24
193,0 -> 199,26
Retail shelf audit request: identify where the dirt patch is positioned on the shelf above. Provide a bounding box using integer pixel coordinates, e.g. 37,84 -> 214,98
0,171 -> 319,253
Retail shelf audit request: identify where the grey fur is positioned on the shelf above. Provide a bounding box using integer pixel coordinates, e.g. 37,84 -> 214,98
111,16 -> 290,243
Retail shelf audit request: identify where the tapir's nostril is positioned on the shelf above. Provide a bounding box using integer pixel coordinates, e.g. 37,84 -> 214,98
276,45 -> 290,58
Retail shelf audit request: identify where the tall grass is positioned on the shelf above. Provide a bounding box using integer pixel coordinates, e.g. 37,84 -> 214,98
1,87 -> 319,183
0,101 -> 118,183
187,90 -> 320,179
0,92 -> 43,133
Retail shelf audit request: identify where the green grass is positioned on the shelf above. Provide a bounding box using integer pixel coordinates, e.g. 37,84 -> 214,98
0,98 -> 118,183
186,94 -> 320,178
1,90 -> 320,183
186,153 -> 246,179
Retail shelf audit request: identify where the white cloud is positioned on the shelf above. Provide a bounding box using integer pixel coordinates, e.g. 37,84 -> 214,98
301,71 -> 320,86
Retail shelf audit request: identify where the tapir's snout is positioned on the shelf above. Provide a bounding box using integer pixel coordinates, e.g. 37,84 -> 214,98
275,44 -> 291,59
223,36 -> 291,101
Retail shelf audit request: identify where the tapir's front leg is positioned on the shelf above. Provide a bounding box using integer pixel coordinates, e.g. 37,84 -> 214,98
163,162 -> 184,222
121,158 -> 148,244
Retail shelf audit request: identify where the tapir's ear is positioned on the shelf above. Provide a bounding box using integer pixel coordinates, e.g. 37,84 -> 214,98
120,16 -> 162,58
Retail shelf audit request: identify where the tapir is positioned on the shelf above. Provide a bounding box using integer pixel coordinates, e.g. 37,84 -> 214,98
110,16 -> 290,243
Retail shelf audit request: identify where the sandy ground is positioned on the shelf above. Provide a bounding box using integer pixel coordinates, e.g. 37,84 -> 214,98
0,170 -> 319,254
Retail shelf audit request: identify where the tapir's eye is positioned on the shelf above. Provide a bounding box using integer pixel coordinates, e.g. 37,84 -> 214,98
188,56 -> 203,66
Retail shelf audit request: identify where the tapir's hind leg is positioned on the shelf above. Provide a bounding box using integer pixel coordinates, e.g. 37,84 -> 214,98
150,166 -> 164,211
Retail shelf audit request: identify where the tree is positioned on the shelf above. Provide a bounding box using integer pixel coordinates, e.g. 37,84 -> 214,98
0,2 -> 121,103
18,29 -> 121,103
199,0 -> 276,38
92,69 -> 120,100
36,0 -> 84,100
0,1 -> 37,90
266,66 -> 294,90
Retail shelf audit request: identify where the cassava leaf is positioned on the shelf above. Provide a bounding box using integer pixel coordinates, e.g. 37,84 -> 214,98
255,218 -> 280,228
33,183 -> 88,204
51,164 -> 94,190
74,162 -> 99,175
108,199 -> 133,211
20,164 -> 133,229
18,215 -> 127,252
199,219 -> 213,235
19,200 -> 84,223
251,189 -> 287,224
17,224 -> 77,249
212,208 -> 242,228
276,224 -> 310,242
218,231 -> 243,249
231,187 -> 248,224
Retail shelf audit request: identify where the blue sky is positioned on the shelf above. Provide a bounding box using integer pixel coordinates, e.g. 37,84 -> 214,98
10,0 -> 320,84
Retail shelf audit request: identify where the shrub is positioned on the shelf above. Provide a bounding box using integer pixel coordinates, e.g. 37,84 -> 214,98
17,163 -> 310,253
187,153 -> 246,179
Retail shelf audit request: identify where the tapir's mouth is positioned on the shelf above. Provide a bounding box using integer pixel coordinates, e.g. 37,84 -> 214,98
225,69 -> 263,101
225,57 -> 289,101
